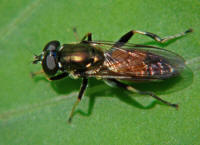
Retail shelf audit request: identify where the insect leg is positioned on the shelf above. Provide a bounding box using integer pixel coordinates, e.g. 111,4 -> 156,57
114,31 -> 134,47
81,33 -> 92,42
115,28 -> 193,46
73,27 -> 80,41
72,28 -> 92,42
132,29 -> 193,43
106,78 -> 178,109
30,70 -> 44,77
49,72 -> 69,80
68,77 -> 88,123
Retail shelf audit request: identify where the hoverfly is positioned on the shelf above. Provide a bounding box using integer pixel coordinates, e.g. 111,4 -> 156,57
33,28 -> 192,122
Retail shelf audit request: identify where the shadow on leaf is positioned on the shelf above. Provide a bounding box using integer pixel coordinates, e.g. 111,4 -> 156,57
44,66 -> 193,120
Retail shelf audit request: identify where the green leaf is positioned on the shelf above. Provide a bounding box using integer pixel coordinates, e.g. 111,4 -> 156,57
1,0 -> 200,144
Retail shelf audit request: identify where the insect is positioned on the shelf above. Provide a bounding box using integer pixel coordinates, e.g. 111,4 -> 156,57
32,28 -> 192,122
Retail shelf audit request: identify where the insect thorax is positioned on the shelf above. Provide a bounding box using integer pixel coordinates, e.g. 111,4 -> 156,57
59,43 -> 105,72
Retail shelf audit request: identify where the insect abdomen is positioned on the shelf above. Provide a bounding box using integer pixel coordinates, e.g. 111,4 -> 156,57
145,53 -> 178,78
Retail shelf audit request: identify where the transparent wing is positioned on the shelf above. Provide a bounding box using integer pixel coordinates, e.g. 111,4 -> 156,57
85,41 -> 186,81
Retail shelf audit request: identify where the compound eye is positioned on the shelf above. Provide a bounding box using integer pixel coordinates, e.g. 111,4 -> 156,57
42,53 -> 58,75
43,40 -> 60,52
